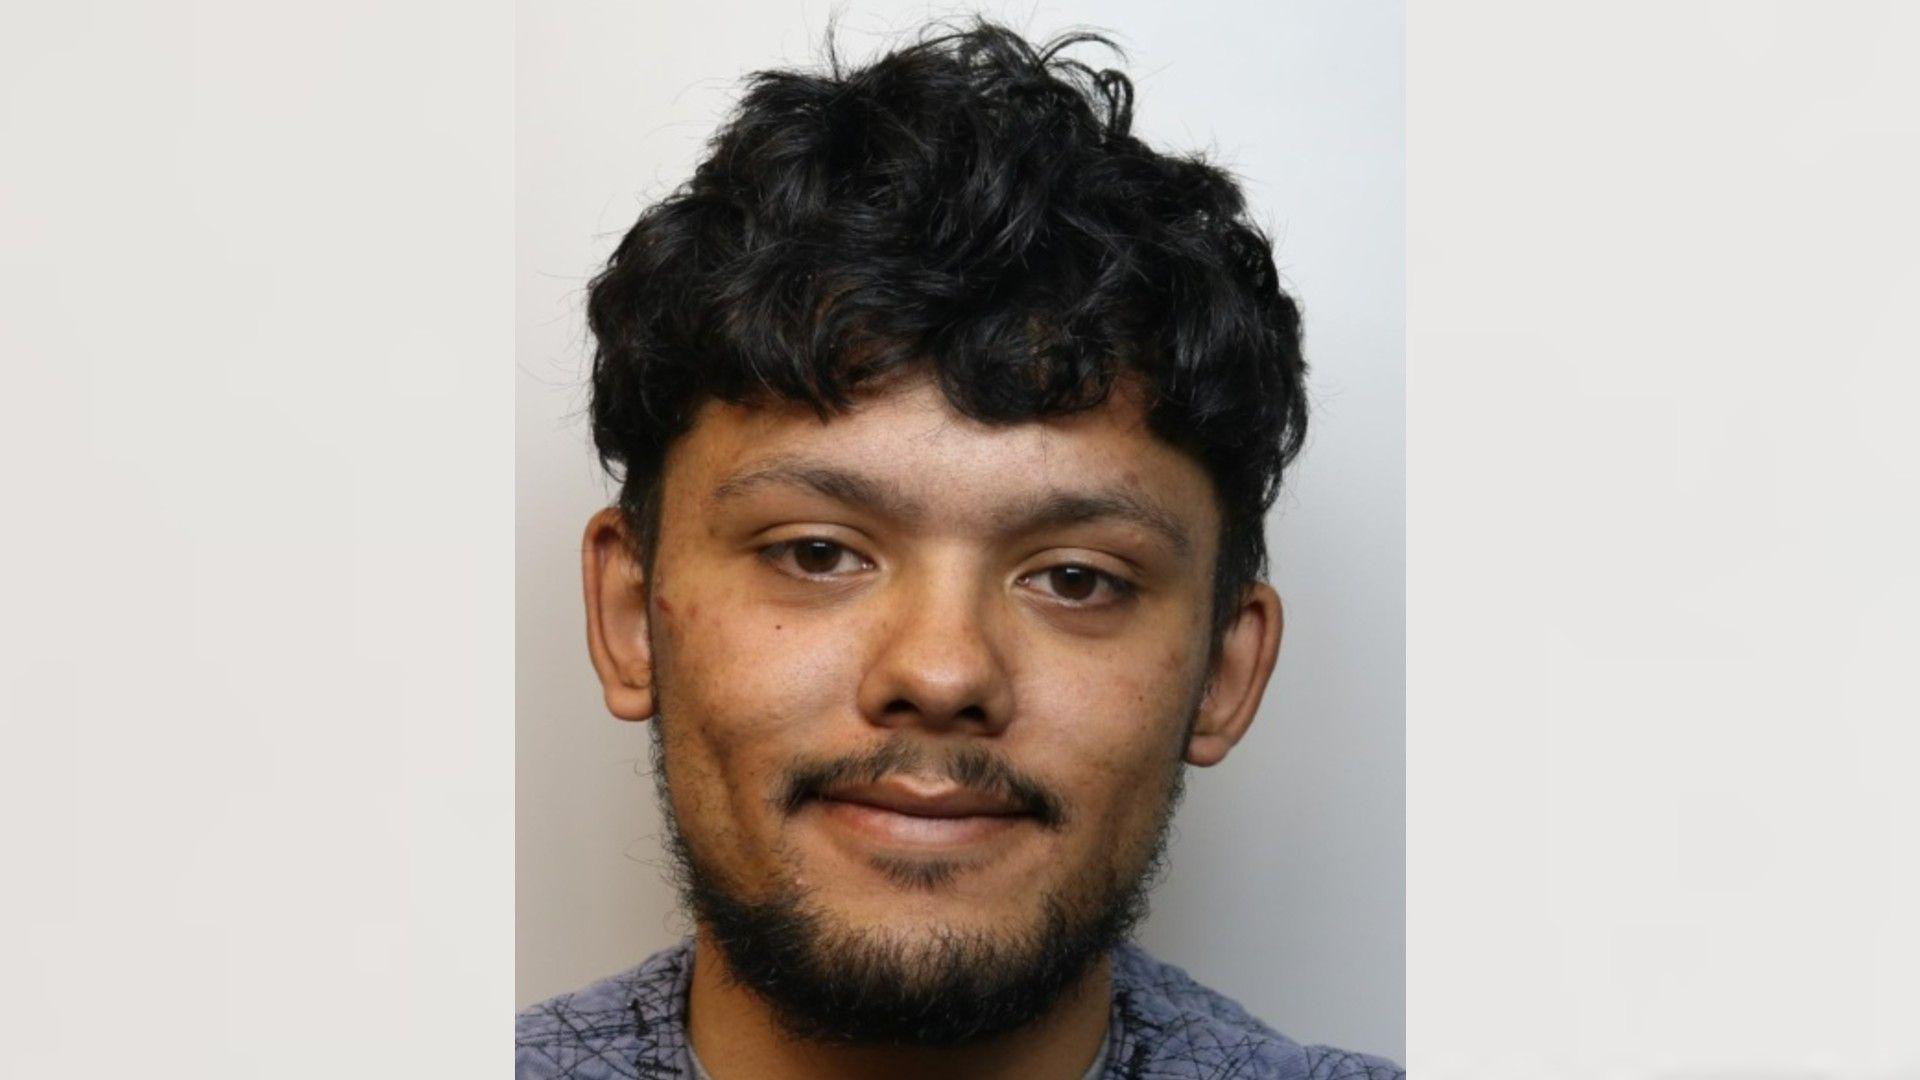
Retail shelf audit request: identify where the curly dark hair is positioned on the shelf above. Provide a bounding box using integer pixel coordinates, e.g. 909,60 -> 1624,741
588,19 -> 1306,644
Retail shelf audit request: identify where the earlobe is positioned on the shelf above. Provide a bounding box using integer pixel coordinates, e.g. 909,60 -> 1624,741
1185,583 -> 1284,767
582,507 -> 657,722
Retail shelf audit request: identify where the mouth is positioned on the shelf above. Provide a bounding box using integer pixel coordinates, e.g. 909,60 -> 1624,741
809,778 -> 1035,849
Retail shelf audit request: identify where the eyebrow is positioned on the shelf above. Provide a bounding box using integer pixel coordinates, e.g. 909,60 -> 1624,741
709,457 -> 1193,558
709,458 -> 926,522
995,490 -> 1194,559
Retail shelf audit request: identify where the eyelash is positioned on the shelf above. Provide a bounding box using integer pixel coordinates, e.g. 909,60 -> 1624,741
1018,564 -> 1136,607
758,538 -> 1136,607
759,538 -> 873,578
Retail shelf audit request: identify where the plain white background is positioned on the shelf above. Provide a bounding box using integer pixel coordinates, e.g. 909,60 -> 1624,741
1408,4 -> 1920,1076
1,2 -> 515,1075
6,2 -> 1919,1077
515,0 -> 1406,1061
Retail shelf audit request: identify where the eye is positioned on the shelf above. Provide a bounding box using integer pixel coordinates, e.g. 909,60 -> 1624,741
762,538 -> 871,578
1020,563 -> 1135,607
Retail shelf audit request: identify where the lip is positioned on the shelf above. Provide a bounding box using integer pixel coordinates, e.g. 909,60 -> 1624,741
819,778 -> 1028,819
811,779 -> 1033,849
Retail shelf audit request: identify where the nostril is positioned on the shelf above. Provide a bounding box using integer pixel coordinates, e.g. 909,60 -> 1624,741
876,698 -> 993,726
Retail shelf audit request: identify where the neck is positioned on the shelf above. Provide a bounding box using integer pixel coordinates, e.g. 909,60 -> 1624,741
684,931 -> 1114,1080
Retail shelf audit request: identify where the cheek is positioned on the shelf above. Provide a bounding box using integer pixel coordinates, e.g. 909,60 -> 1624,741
657,588 -> 857,735
1015,643 -> 1197,833
651,587 -> 863,851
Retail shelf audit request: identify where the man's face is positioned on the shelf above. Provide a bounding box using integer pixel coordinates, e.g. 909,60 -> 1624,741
585,372 -> 1280,1042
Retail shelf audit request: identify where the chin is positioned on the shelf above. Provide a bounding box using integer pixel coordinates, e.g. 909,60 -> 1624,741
711,887 -> 1116,1046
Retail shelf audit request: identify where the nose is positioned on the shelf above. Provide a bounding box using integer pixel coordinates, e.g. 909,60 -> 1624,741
855,562 -> 1013,736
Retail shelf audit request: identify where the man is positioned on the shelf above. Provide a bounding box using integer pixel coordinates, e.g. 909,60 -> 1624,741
517,20 -> 1403,1080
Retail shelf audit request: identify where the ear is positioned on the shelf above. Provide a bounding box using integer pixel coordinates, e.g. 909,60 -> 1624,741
1185,582 -> 1284,767
582,506 -> 656,722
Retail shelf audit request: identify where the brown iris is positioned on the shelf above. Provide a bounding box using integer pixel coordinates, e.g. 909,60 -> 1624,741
1044,565 -> 1099,601
792,539 -> 845,575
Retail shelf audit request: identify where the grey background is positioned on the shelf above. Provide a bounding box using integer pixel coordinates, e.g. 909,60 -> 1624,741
516,0 -> 1404,1060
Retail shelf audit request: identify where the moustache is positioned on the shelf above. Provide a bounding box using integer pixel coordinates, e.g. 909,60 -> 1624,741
773,739 -> 1068,829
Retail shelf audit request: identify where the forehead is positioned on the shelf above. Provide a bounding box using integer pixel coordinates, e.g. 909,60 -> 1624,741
659,374 -> 1220,541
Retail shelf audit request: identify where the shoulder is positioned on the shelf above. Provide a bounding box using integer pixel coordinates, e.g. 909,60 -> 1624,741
1300,1045 -> 1409,1079
1106,943 -> 1404,1080
515,941 -> 694,1080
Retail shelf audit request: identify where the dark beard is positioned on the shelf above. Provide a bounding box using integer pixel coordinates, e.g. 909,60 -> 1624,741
645,722 -> 1186,1047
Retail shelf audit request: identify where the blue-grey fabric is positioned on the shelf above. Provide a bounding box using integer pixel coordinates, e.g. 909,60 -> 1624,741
516,939 -> 1403,1079
688,1024 -> 1110,1079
